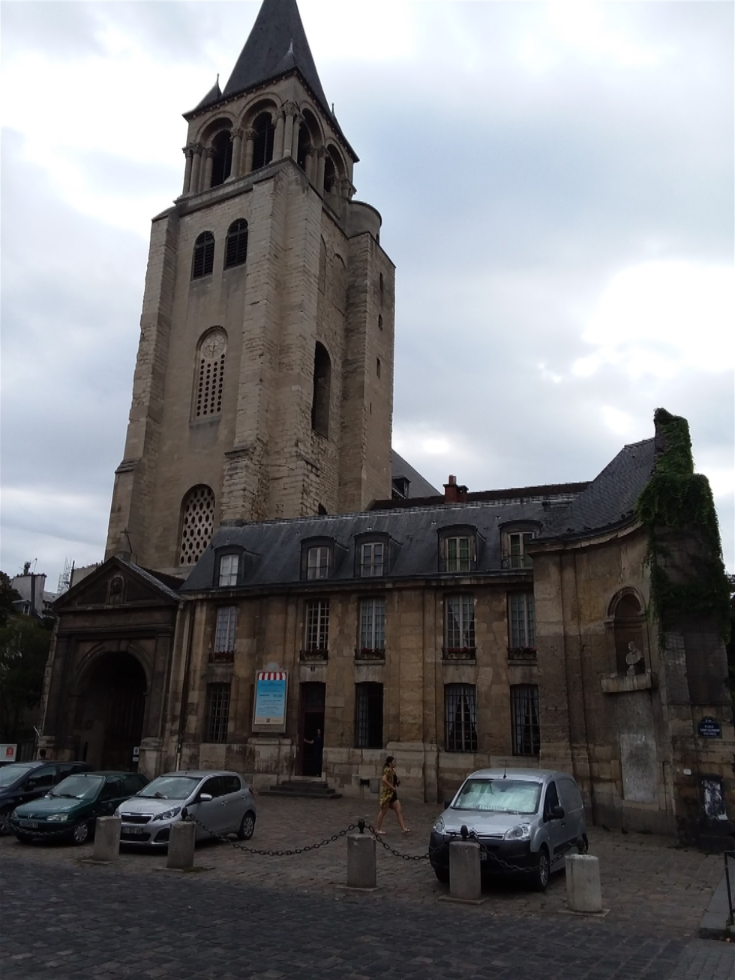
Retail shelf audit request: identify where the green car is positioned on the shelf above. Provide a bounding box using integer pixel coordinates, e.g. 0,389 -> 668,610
10,771 -> 148,845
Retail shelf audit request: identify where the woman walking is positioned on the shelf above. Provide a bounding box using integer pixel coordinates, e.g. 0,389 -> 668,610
374,756 -> 410,834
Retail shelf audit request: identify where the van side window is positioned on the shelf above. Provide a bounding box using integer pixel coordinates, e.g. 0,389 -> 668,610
544,781 -> 560,819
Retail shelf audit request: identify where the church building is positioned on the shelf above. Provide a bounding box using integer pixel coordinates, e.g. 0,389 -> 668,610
39,0 -> 733,847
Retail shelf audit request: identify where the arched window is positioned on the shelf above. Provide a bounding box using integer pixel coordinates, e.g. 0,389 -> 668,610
297,126 -> 310,171
192,232 -> 215,279
252,113 -> 275,171
225,220 -> 248,269
323,156 -> 336,193
179,485 -> 215,566
211,131 -> 232,187
311,342 -> 331,438
193,328 -> 227,419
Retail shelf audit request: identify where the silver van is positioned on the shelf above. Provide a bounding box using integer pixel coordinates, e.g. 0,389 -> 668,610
429,768 -> 587,891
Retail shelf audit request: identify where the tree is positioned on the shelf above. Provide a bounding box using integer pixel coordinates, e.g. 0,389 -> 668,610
0,573 -> 52,743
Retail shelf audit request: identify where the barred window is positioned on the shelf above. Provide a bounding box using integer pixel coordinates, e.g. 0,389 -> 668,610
307,546 -> 330,580
359,597 -> 386,651
355,683 -> 383,749
511,685 -> 540,756
218,554 -> 239,587
445,594 -> 475,651
445,684 -> 478,753
192,231 -> 215,279
509,593 -> 535,648
179,485 -> 215,565
214,606 -> 237,652
206,684 -> 230,743
305,600 -> 329,652
508,531 -> 535,569
194,328 -> 227,419
225,219 -> 248,269
360,541 -> 385,577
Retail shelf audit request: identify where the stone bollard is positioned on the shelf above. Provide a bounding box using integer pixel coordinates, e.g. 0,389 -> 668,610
347,832 -> 377,888
92,816 -> 121,862
167,820 -> 197,870
449,839 -> 482,901
565,854 -> 602,913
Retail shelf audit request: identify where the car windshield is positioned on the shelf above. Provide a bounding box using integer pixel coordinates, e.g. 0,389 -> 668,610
453,778 -> 542,814
50,774 -> 104,800
0,764 -> 36,788
137,775 -> 201,800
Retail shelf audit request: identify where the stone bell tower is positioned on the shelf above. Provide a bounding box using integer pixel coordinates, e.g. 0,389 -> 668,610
105,0 -> 395,578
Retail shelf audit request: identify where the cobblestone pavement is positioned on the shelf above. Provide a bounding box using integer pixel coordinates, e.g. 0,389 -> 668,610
2,794 -> 735,979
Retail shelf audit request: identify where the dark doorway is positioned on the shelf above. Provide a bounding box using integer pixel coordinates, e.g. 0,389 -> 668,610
299,682 -> 325,776
76,653 -> 146,770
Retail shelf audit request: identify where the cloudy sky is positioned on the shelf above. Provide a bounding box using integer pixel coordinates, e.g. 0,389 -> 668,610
1,0 -> 733,589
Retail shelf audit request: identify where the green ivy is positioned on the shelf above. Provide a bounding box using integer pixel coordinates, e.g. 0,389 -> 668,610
636,408 -> 731,640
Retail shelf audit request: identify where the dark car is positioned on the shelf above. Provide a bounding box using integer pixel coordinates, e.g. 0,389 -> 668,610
0,761 -> 92,835
10,771 -> 148,845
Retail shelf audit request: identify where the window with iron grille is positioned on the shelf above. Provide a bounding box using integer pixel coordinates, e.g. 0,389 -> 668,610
225,219 -> 248,268
359,540 -> 385,577
445,594 -> 475,651
192,231 -> 215,279
214,606 -> 237,652
445,684 -> 478,753
511,685 -> 540,756
194,328 -> 227,419
206,684 -> 230,743
509,592 -> 535,648
307,546 -> 330,580
179,485 -> 215,565
359,597 -> 386,652
508,531 -> 535,568
218,554 -> 239,587
355,683 -> 383,748
305,600 -> 329,651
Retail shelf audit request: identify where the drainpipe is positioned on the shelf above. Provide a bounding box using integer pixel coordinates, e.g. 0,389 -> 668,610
175,602 -> 196,772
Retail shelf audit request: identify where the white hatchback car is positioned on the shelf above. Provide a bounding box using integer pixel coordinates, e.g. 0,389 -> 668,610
117,770 -> 256,847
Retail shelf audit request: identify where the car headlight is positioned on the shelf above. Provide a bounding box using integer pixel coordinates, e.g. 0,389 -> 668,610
152,806 -> 181,822
503,823 -> 531,841
432,815 -> 446,834
46,814 -> 70,823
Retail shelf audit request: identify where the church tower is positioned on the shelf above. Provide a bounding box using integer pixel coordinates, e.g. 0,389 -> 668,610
106,0 -> 395,577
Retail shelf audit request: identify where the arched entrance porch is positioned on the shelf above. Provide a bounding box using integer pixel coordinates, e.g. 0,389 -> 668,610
74,652 -> 147,770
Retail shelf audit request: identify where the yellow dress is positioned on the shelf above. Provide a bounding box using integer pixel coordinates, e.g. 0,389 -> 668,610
379,766 -> 396,808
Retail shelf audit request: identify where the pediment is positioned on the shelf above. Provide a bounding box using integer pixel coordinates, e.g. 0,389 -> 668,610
53,557 -> 181,611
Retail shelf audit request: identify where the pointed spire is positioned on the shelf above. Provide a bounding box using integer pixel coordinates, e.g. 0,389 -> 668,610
194,76 -> 222,112
222,0 -> 331,115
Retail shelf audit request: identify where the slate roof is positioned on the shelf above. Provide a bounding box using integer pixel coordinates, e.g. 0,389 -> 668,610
222,0 -> 331,114
182,490 -> 581,594
537,437 -> 656,542
391,450 -> 441,498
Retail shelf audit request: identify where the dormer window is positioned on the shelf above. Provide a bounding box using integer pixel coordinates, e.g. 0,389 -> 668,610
439,526 -> 478,573
307,546 -> 330,580
218,553 -> 240,587
501,526 -> 540,569
357,538 -> 388,577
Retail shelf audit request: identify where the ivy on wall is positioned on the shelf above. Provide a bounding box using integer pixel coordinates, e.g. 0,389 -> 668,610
636,408 -> 731,640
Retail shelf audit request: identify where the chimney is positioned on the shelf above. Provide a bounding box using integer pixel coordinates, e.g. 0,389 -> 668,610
443,474 -> 468,503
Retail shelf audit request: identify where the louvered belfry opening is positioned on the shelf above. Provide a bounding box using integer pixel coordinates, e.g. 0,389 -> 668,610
225,220 -> 248,268
211,130 -> 233,187
192,231 -> 215,279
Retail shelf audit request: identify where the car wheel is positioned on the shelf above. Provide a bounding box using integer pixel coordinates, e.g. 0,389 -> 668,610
577,834 -> 589,854
433,866 -> 449,884
71,821 -> 91,846
238,811 -> 256,841
0,808 -> 13,836
532,846 -> 550,892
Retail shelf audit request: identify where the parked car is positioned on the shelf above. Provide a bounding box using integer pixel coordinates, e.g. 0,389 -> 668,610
10,771 -> 148,845
0,761 -> 92,835
117,770 -> 256,847
429,768 -> 588,891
